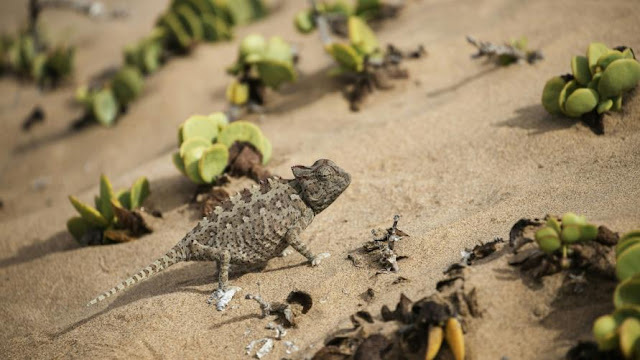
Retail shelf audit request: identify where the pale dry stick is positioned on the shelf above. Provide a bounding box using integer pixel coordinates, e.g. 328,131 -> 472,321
466,35 -> 543,64
308,0 -> 334,46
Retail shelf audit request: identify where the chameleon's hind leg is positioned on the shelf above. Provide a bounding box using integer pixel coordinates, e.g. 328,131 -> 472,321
189,241 -> 240,311
207,249 -> 240,311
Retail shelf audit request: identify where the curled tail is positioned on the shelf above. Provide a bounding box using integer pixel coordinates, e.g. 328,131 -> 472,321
87,243 -> 187,306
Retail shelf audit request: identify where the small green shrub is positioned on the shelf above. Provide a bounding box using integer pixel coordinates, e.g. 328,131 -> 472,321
533,213 -> 598,267
293,0 -> 397,34
76,0 -> 268,127
321,16 -> 423,111
325,16 -> 382,73
541,43 -> 639,128
172,112 -> 272,184
0,31 -> 74,87
466,36 -> 543,66
225,34 -> 297,108
591,229 -> 640,359
67,175 -> 151,245
75,66 -> 145,127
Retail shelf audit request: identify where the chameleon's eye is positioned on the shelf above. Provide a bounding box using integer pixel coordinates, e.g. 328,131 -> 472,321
317,166 -> 333,180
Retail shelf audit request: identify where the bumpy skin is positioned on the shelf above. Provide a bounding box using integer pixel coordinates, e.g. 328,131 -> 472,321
88,159 -> 351,307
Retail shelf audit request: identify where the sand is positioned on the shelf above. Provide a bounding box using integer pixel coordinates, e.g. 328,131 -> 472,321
1,0 -> 639,358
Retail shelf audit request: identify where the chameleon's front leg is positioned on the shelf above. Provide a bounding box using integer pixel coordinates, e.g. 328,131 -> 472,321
284,229 -> 330,266
189,241 -> 240,310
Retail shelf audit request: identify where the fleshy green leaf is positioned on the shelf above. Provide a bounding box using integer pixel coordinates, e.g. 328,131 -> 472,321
255,59 -> 296,89
180,137 -> 211,157
98,174 -> 116,224
67,216 -> 92,241
326,42 -> 363,72
587,42 -> 610,74
617,243 -> 640,281
614,275 -> 640,309
541,76 -> 567,115
198,143 -> 229,183
129,176 -> 150,209
69,195 -> 108,227
571,56 -> 591,85
348,16 -> 379,55
597,58 -> 640,99
116,189 -> 131,210
217,120 -> 269,160
92,88 -> 119,126
172,152 -> 187,176
180,115 -> 220,143
563,88 -> 599,118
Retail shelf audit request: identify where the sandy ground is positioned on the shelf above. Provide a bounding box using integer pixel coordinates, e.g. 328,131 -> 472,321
1,0 -> 639,358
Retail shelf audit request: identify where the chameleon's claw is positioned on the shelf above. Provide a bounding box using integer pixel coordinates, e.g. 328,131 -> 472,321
207,286 -> 241,311
311,252 -> 330,266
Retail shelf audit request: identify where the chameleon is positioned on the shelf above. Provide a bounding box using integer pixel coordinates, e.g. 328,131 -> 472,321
87,159 -> 351,310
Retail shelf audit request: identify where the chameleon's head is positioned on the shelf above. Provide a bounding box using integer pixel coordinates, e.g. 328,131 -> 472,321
292,159 -> 351,214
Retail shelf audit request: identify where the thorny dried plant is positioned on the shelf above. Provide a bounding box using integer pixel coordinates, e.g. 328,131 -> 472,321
466,35 -> 543,66
364,215 -> 409,273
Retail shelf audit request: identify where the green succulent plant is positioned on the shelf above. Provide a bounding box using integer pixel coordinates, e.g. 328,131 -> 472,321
75,0 -> 267,127
0,31 -> 74,87
90,88 -> 119,127
158,0 -> 265,52
124,35 -> 163,75
321,15 -> 424,111
225,0 -> 268,25
591,229 -> 640,359
111,66 -> 145,106
225,34 -> 297,108
616,230 -> 640,282
75,66 -> 144,127
294,0 -> 353,34
173,113 -> 272,184
325,16 -> 382,74
534,213 -> 598,267
67,175 -> 151,245
293,0 -> 395,34
542,42 -> 639,120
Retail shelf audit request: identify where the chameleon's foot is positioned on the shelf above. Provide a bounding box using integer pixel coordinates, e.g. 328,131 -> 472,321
311,252 -> 330,266
280,247 -> 294,257
207,286 -> 241,311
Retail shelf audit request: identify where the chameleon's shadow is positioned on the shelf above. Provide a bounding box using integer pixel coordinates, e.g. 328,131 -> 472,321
0,230 -> 80,269
426,66 -> 500,98
54,258 -> 310,337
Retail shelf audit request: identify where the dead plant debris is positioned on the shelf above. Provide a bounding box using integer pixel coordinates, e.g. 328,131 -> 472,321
350,215 -> 409,273
508,216 -> 619,280
245,290 -> 313,328
22,106 -> 45,131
